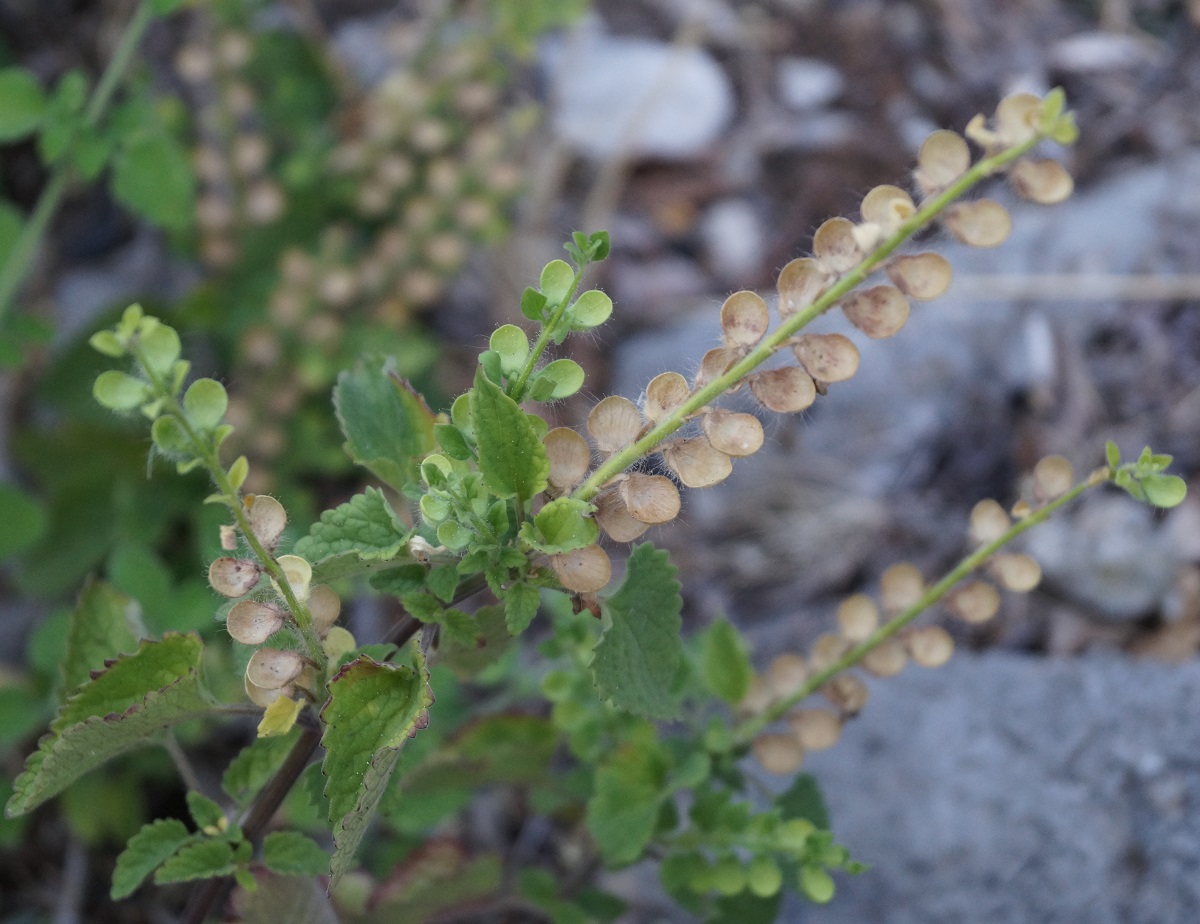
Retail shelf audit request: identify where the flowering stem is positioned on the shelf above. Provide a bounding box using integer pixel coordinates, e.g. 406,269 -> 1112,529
571,133 -> 1042,503
733,468 -> 1109,745
510,263 -> 588,403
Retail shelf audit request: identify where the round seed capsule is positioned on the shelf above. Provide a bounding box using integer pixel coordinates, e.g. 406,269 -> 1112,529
836,594 -> 879,641
227,600 -> 285,645
915,129 -> 970,194
887,252 -> 952,301
209,557 -> 262,598
702,408 -> 764,458
694,347 -> 738,389
551,545 -> 612,593
809,632 -> 853,671
994,92 -> 1042,146
308,584 -> 342,635
905,625 -> 954,667
749,366 -> 817,413
245,647 -> 305,690
860,184 -> 916,232
619,473 -> 681,524
788,708 -> 842,751
720,290 -> 770,349
945,199 -> 1012,248
791,333 -> 859,384
862,636 -> 907,677
947,580 -> 1001,624
812,217 -> 861,273
777,257 -> 829,319
644,372 -> 691,424
880,562 -> 924,614
765,653 -> 809,701
245,494 -> 287,549
752,732 -> 805,775
841,285 -> 910,339
595,491 -> 651,542
662,437 -> 733,488
1010,157 -> 1073,205
274,554 -> 313,603
969,499 -> 1011,544
545,427 -> 591,493
1032,455 -> 1074,502
989,553 -> 1042,592
822,674 -> 869,714
244,674 -> 284,708
588,396 -> 643,452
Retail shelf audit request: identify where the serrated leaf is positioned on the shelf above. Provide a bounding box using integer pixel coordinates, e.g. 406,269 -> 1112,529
0,68 -> 47,141
6,633 -> 217,817
334,357 -> 437,492
591,544 -> 683,719
110,131 -> 195,229
262,831 -> 330,877
186,791 -> 225,831
430,604 -> 513,676
320,649 -> 433,886
471,367 -> 548,505
699,618 -> 751,705
154,838 -> 237,885
519,497 -> 597,554
222,728 -> 299,807
585,737 -> 668,866
504,582 -> 540,635
293,488 -> 411,564
111,818 -> 193,899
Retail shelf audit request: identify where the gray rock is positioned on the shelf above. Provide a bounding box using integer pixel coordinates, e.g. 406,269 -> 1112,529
700,198 -> 765,285
777,56 -> 844,111
801,653 -> 1200,923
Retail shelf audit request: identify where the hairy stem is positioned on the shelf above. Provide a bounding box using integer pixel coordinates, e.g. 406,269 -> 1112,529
509,262 -> 588,403
571,133 -> 1041,502
734,467 -> 1109,744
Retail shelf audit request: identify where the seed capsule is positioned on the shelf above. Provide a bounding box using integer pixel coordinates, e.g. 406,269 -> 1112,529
947,580 -> 1001,624
836,594 -> 879,641
694,347 -> 739,389
227,600 -> 285,645
1010,157 -> 1074,205
969,499 -> 1011,544
720,290 -> 770,349
662,437 -> 733,488
1032,455 -> 1074,502
791,333 -> 859,384
822,674 -> 869,714
551,544 -> 612,593
545,427 -> 591,493
308,584 -> 342,635
777,257 -> 829,318
595,491 -> 651,542
989,553 -> 1042,592
887,252 -> 952,300
880,562 -> 924,614
788,708 -> 842,751
765,653 -> 809,700
809,633 -> 853,671
245,494 -> 287,549
749,366 -> 817,413
915,129 -> 970,195
860,184 -> 916,233
862,637 -> 907,677
244,674 -> 283,708
812,217 -> 861,273
209,557 -> 262,598
702,408 -> 764,458
994,92 -> 1042,146
841,285 -> 910,339
644,372 -> 691,423
752,732 -> 805,775
619,473 -> 681,524
945,199 -> 1012,248
273,554 -> 313,603
905,625 -> 954,667
245,648 -> 305,690
588,396 -> 643,452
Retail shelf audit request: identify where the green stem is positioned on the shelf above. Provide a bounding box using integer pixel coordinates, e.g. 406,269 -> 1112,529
133,348 -> 327,667
0,0 -> 155,323
571,134 -> 1041,503
733,468 -> 1109,745
509,263 -> 588,403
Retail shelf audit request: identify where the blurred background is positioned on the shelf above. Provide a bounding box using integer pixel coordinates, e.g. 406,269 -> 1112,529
1,0 -> 1199,921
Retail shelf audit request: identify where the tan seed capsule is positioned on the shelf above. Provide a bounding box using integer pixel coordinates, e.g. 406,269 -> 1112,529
994,92 -> 1042,146
720,290 -> 770,349
1010,158 -> 1073,205
749,366 -> 817,413
588,396 -> 643,452
837,594 -> 879,641
738,673 -> 774,715
989,553 -> 1042,592
662,437 -> 733,488
765,653 -> 810,700
244,674 -> 283,708
209,557 -> 262,598
233,134 -> 269,175
812,217 -> 861,273
644,372 -> 691,423
860,184 -> 916,232
1032,455 -> 1074,502
245,181 -> 285,224
792,333 -> 860,384
947,580 -> 1001,624
245,495 -> 287,549
906,625 -> 954,667
308,584 -> 342,635
841,285 -> 910,339
969,499 -> 1011,544
694,347 -> 739,389
809,633 -> 853,671
788,708 -> 842,751
862,637 -> 907,677
822,674 -> 869,714
245,648 -> 305,690
915,129 -> 970,194
753,733 -> 805,775
887,253 -> 952,300
702,408 -> 764,458
595,491 -> 651,542
227,600 -> 285,645
777,257 -> 829,318
945,199 -> 1012,248
545,428 -> 592,493
273,554 -> 313,603
552,545 -> 612,593
619,474 -> 681,524
881,562 -> 925,614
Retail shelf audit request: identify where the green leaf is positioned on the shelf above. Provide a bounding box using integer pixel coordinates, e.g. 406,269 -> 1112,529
540,259 -> 575,304
6,634 -> 217,817
293,488 -> 411,563
700,618 -> 751,704
151,415 -> 192,457
429,604 -> 514,676
489,324 -> 530,377
567,290 -> 613,329
520,286 -> 548,321
71,128 -> 113,180
435,423 -> 473,460
228,869 -> 339,924
262,831 -> 330,877
520,497 -> 598,554
1105,440 -> 1120,469
186,791 -> 225,831
110,131 -> 196,229
427,564 -> 459,603
184,378 -> 228,431
320,649 -> 433,886
799,864 -> 835,904
709,889 -> 783,924
591,544 -> 683,719
93,370 -> 150,411
334,356 -> 436,492
154,838 -> 238,885
585,737 -> 668,865
148,0 -> 190,12
222,729 -> 300,807
777,773 -> 830,830
504,581 -> 540,635
1141,473 -> 1187,508
533,359 -> 585,400
0,481 -> 48,559
471,366 -> 548,504
61,578 -> 142,697
111,818 -> 193,899
135,318 -> 182,378
0,68 -> 47,141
